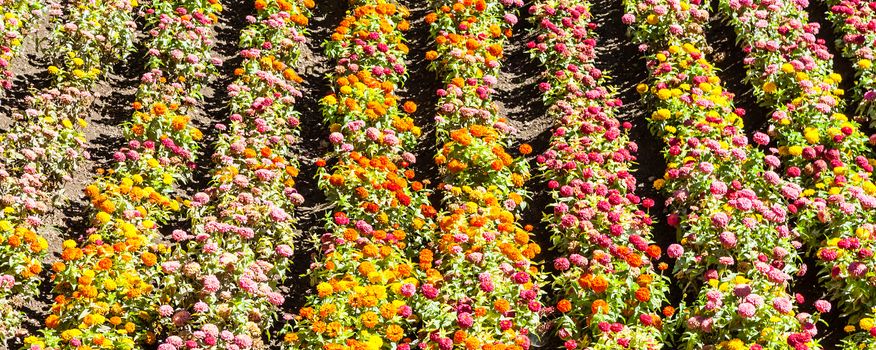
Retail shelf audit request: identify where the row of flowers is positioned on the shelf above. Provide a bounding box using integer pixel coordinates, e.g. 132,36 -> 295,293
719,0 -> 876,348
0,0 -> 136,341
154,0 -> 312,349
0,0 -> 42,91
420,0 -> 543,348
22,0 -> 223,348
528,1 -> 671,349
284,1 -> 437,349
827,0 -> 876,124
624,0 -> 828,348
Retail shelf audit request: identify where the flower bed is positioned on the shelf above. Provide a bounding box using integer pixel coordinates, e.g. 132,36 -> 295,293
418,0 -> 543,348
827,0 -> 876,124
283,1 -> 437,348
154,1 -> 311,349
720,0 -> 876,347
23,0 -> 222,348
0,0 -> 43,91
529,1 -> 672,349
624,0 -> 827,348
0,0 -> 136,341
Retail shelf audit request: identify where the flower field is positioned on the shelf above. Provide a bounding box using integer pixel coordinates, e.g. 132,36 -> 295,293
5,0 -> 876,349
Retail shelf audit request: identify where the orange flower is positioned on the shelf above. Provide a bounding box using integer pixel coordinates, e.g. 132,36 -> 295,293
519,143 -> 532,155
592,299 -> 609,314
151,102 -> 167,116
425,12 -> 437,24
557,299 -> 572,313
96,258 -> 113,271
646,245 -> 662,259
663,306 -> 676,317
590,275 -> 608,293
635,287 -> 651,302
361,312 -> 379,328
494,299 -> 510,313
141,251 -> 157,267
45,315 -> 60,329
403,101 -> 417,114
386,324 -> 404,342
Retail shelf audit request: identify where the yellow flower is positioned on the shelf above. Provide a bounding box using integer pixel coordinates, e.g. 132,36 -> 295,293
781,63 -> 795,73
788,146 -> 803,156
96,212 -> 111,224
636,83 -> 648,94
864,181 -> 876,195
722,339 -> 746,350
317,282 -> 333,297
857,227 -> 871,239
652,109 -> 671,120
366,333 -> 384,350
48,66 -> 60,74
860,318 -> 874,330
763,82 -> 777,94
656,88 -> 671,100
860,59 -> 872,69
653,179 -> 665,190
804,128 -> 819,144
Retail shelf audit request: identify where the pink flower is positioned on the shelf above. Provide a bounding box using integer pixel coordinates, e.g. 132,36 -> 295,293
719,231 -> 737,248
159,305 -> 174,317
814,299 -> 831,313
267,292 -> 284,306
772,297 -> 793,314
275,244 -> 293,257
753,132 -> 770,145
422,284 -> 438,299
512,272 -> 530,284
328,132 -> 344,144
737,302 -> 757,318
667,244 -> 684,258
711,212 -> 730,228
400,283 -> 416,297
457,313 -> 474,328
553,257 -> 570,271
193,302 -> 209,313
202,275 -> 220,293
